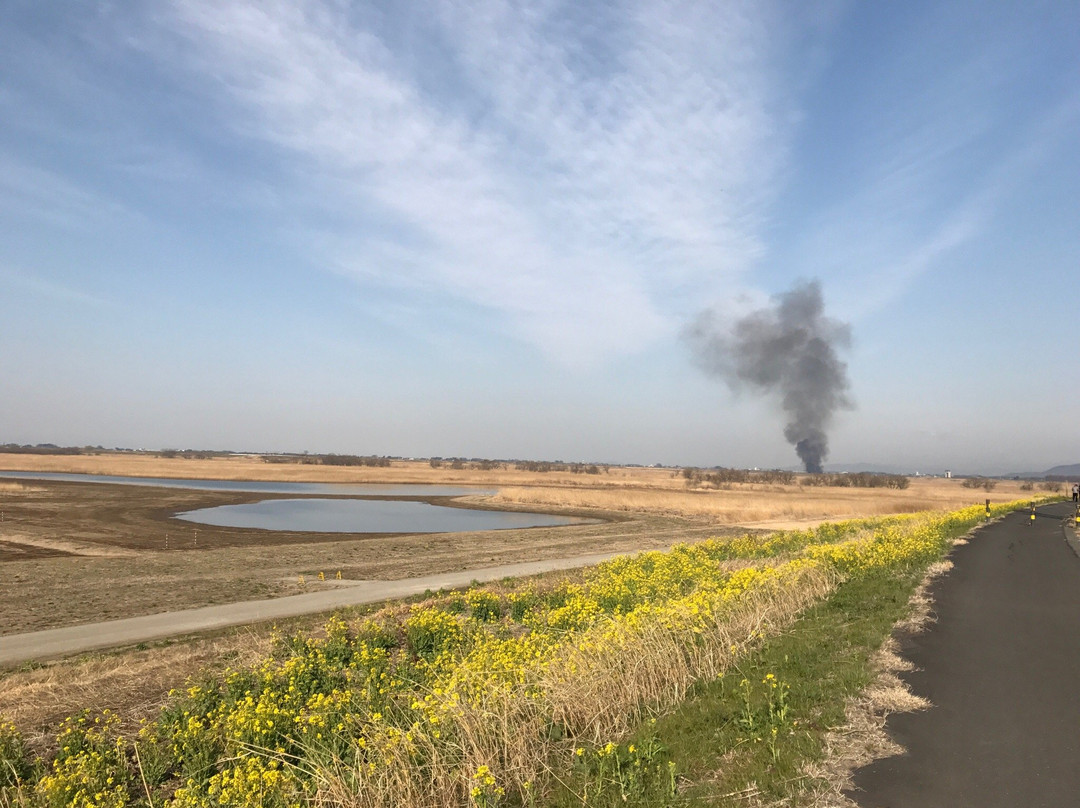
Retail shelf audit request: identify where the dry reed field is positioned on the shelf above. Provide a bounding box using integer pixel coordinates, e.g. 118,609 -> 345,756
491,477 -> 1033,527
0,453 -> 675,489
0,455 -> 1030,633
0,454 -> 1029,633
0,453 -> 1029,528
0,482 -> 41,493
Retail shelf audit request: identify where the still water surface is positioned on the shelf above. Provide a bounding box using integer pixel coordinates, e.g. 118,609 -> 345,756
176,498 -> 585,533
0,471 -> 585,533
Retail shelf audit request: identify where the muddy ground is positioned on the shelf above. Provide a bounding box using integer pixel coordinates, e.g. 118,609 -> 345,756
0,480 -> 736,634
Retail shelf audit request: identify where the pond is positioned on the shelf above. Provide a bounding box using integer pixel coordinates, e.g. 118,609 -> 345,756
0,471 -> 591,533
175,498 -> 587,533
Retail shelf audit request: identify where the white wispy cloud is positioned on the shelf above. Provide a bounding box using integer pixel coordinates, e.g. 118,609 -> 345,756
833,92 -> 1080,322
0,263 -> 111,308
0,153 -> 131,232
149,0 -> 790,364
789,10 -> 1080,323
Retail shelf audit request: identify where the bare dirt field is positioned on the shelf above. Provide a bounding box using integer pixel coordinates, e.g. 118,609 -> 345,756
0,474 -> 719,635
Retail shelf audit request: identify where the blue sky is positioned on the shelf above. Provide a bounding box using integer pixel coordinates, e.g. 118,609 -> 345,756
1,0 -> 1077,474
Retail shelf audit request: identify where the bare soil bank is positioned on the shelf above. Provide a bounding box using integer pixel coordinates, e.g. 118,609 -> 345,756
0,479 -> 721,635
0,479 -> 597,553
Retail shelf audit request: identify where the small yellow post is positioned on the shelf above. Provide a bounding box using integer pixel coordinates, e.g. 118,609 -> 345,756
298,575 -> 305,585
318,571 -> 325,581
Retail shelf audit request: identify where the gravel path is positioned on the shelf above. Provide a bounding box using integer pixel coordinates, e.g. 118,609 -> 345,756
0,551 -> 627,667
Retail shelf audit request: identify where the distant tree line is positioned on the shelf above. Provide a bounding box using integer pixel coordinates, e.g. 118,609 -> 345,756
158,449 -> 221,460
683,467 -> 910,489
431,459 -> 506,471
1,444 -> 235,458
428,458 -> 606,474
430,458 -> 483,470
0,443 -> 91,455
319,454 -> 392,467
683,467 -> 797,486
261,454 -> 392,467
800,472 -> 910,489
514,461 -> 605,474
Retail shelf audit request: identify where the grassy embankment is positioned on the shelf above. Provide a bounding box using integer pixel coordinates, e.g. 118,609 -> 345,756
0,499 -> 1041,808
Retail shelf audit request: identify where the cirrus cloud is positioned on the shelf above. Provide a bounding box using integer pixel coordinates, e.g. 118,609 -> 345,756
146,0 -> 792,363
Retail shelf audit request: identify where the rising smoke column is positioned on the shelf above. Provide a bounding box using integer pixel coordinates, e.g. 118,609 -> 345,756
686,280 -> 853,473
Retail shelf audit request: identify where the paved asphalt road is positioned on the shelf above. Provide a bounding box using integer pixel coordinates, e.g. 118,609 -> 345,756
851,501 -> 1080,807
0,551 -> 630,668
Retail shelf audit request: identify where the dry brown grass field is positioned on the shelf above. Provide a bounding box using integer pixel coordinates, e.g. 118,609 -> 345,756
0,452 -> 1029,634
0,452 -> 1034,753
0,452 -> 676,488
489,477 -> 1032,528
1,452 -> 1030,516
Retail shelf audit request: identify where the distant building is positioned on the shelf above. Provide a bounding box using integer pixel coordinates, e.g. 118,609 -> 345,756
945,470 -> 952,478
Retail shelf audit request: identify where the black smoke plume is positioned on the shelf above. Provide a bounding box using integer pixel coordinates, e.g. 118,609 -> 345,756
686,280 -> 853,473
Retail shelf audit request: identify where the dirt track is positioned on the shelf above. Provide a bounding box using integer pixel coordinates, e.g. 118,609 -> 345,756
0,551 -> 643,668
850,501 -> 1079,807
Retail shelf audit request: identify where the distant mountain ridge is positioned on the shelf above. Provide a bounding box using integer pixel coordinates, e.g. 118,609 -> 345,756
1005,464 -> 1080,478
1044,463 -> 1080,477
